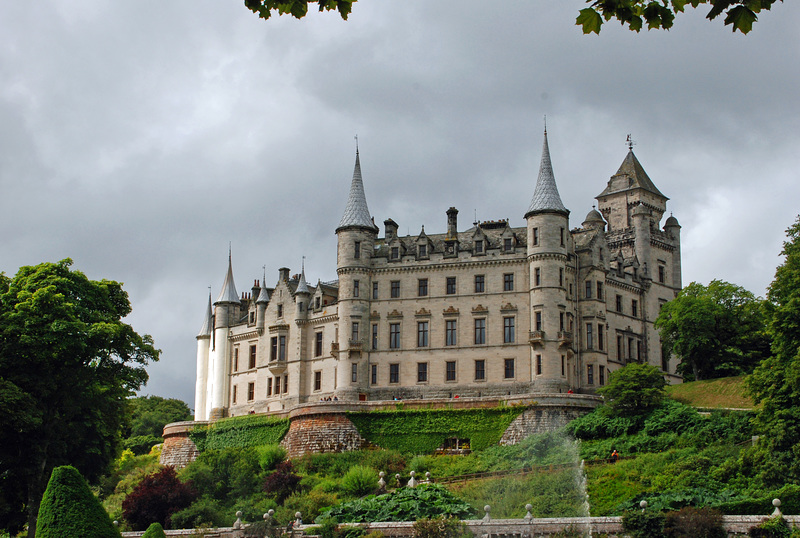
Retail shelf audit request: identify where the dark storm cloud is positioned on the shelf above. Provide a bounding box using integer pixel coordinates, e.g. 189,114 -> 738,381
1,1 -> 798,406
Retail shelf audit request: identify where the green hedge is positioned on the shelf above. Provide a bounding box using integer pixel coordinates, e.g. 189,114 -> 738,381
189,415 -> 290,451
347,406 -> 526,453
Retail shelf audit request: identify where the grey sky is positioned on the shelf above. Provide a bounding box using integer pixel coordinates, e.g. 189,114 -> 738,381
1,1 -> 798,408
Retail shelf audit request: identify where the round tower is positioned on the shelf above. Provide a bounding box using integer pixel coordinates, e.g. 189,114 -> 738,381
335,148 -> 379,400
632,202 -> 651,274
664,214 -> 682,289
256,272 -> 269,332
525,129 -> 571,392
209,253 -> 239,420
194,292 -> 213,421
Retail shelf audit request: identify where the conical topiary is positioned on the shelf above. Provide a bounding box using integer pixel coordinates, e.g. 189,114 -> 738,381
141,522 -> 167,538
36,465 -> 121,538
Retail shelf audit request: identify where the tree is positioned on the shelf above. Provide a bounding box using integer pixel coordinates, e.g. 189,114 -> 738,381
122,467 -> 197,530
122,395 -> 192,455
748,216 -> 800,483
597,363 -> 666,414
655,280 -> 770,381
576,0 -> 782,34
0,260 -> 159,537
244,0 -> 353,20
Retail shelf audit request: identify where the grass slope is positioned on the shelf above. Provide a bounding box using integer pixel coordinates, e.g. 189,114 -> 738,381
666,376 -> 754,409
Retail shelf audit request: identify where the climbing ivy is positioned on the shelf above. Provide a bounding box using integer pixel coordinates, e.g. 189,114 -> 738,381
189,415 -> 290,451
347,406 -> 526,454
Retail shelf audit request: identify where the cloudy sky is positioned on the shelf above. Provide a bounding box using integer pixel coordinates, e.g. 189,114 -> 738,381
1,1 -> 798,408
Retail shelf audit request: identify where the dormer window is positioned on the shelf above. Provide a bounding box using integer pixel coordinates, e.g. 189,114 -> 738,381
419,244 -> 427,257
391,246 -> 399,260
315,297 -> 321,309
475,240 -> 483,253
504,238 -> 513,251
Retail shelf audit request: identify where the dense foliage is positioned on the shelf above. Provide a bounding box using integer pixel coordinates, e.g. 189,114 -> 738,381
656,280 -> 769,381
663,506 -> 726,538
140,522 -> 167,538
0,260 -> 158,536
122,467 -> 197,530
597,363 -> 666,414
35,466 -> 121,538
346,406 -> 526,453
189,414 -> 290,451
122,396 -> 192,455
412,516 -> 471,538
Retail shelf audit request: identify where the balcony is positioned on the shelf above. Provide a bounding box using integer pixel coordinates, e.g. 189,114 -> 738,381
268,360 -> 287,375
529,330 -> 545,346
348,340 -> 363,357
558,331 -> 573,347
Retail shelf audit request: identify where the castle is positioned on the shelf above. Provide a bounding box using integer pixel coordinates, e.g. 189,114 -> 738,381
193,131 -> 682,421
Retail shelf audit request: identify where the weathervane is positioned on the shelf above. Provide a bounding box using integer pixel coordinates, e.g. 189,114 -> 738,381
626,134 -> 636,150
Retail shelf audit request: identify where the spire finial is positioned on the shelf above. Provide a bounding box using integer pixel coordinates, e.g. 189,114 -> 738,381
354,134 -> 358,155
626,134 -> 636,151
302,255 -> 306,272
543,115 -> 547,135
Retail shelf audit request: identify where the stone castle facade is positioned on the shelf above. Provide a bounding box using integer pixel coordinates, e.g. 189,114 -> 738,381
193,132 -> 682,421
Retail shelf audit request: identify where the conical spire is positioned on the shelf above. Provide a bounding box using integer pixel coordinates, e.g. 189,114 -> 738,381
215,250 -> 239,304
295,260 -> 310,295
337,149 -> 379,232
525,129 -> 569,217
256,268 -> 270,304
197,292 -> 213,337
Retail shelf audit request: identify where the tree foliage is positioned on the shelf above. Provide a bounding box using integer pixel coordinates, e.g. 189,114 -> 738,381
125,395 -> 192,439
577,0 -> 782,35
0,260 -> 159,537
597,363 -> 667,414
656,280 -> 770,381
748,216 -> 800,484
244,0 -> 353,20
122,466 -> 197,531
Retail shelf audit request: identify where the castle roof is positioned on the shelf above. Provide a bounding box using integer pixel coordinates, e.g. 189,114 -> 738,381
525,130 -> 569,218
256,275 -> 270,304
337,150 -> 379,233
597,149 -> 667,199
215,253 -> 239,304
294,265 -> 311,295
197,292 -> 213,337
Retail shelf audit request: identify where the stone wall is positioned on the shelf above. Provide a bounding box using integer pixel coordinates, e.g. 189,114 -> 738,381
281,410 -> 366,458
159,421 -> 201,468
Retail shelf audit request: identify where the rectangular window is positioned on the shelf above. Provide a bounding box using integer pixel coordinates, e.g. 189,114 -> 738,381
373,281 -> 379,299
446,361 -> 456,381
504,358 -> 515,379
474,318 -> 486,345
534,267 -> 541,286
618,335 -> 624,360
249,344 -> 256,369
535,311 -> 542,332
354,241 -> 361,259
353,279 -> 360,298
585,281 -> 592,299
417,321 -> 429,347
389,363 -> 399,384
628,338 -> 635,361
632,300 -> 638,318
586,323 -> 593,350
351,363 -> 358,383
389,323 -> 401,349
391,246 -> 399,259
351,322 -> 359,342
419,244 -> 427,257
503,317 -> 515,343
279,335 -> 286,360
559,268 -> 564,288
418,278 -> 428,297
313,371 -> 321,391
417,362 -> 428,383
271,337 -> 278,361
284,374 -> 288,393
599,365 -> 605,385
249,311 -> 255,324
475,240 -> 483,253
559,312 -> 565,331
233,348 -> 239,372
446,276 -> 456,295
247,382 -> 255,401
597,281 -> 603,300
560,227 -> 565,246
475,359 -> 486,380
232,385 -> 237,404
533,227 -> 539,245
658,265 -> 665,283
536,354 -> 542,375
504,238 -> 513,251
267,377 -> 273,396
598,324 -> 604,351
445,320 -> 457,346
561,355 -> 566,376
275,375 -> 281,394
315,332 -> 323,357
503,273 -> 514,291
616,294 -> 623,312
372,324 -> 378,350
371,364 -> 377,385
391,281 -> 400,298
475,275 -> 485,293
587,365 -> 594,385
315,296 -> 320,309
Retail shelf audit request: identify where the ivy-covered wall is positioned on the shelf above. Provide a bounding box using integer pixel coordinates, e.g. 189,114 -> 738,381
346,405 -> 527,453
188,414 -> 290,451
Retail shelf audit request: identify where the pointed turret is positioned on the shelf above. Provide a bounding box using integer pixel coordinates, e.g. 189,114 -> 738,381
215,252 -> 239,304
195,291 -> 213,420
337,149 -> 379,233
525,130 -> 569,218
198,292 -> 213,337
295,263 -> 311,295
256,270 -> 270,304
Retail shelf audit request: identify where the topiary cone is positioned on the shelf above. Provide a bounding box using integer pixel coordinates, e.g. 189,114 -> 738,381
141,522 -> 167,538
36,465 -> 122,538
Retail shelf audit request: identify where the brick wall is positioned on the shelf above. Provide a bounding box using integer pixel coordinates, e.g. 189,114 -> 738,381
159,421 -> 201,468
281,412 -> 366,458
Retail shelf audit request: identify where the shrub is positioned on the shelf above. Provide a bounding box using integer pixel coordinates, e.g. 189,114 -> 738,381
255,444 -> 287,471
621,509 -> 666,538
263,461 -> 302,503
598,363 -> 667,415
168,496 -> 227,529
141,522 -> 167,538
750,516 -> 793,538
275,489 -> 338,525
124,434 -> 164,456
663,506 -> 725,538
36,465 -> 122,538
412,516 -> 471,538
122,466 -> 197,530
342,466 -> 379,497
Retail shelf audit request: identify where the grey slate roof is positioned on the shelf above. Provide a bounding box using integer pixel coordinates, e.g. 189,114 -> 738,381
525,131 -> 569,217
197,293 -> 213,337
256,279 -> 270,304
215,255 -> 239,304
598,150 -> 667,199
294,266 -> 310,295
337,151 -> 378,232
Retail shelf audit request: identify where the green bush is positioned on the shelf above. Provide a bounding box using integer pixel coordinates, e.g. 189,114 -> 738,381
255,444 -> 287,471
141,522 -> 167,538
169,496 -> 228,529
342,466 -> 379,497
663,506 -> 725,538
621,509 -> 666,538
750,516 -> 793,538
36,465 -> 122,538
412,516 -> 471,538
123,434 -> 163,456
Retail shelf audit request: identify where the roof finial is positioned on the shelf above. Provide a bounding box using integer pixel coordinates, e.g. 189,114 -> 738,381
354,134 -> 359,155
302,255 -> 306,272
543,115 -> 547,135
626,134 -> 636,151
